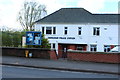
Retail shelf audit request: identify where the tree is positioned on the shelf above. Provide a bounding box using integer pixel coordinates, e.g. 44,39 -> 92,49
18,1 -> 47,31
2,31 -> 13,47
12,31 -> 22,47
40,34 -> 50,48
1,27 -> 24,47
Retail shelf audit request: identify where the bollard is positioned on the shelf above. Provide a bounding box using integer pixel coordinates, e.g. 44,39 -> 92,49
25,50 -> 29,58
29,53 -> 32,58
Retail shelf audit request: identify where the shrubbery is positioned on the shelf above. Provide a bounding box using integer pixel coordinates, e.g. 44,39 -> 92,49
1,30 -> 50,48
1,30 -> 23,47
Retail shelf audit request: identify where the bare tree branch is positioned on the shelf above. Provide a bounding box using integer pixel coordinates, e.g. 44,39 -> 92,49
17,1 -> 47,31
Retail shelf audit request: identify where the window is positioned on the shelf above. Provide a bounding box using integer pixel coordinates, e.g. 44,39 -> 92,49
77,46 -> 83,51
93,27 -> 100,36
64,27 -> 68,35
104,45 -> 110,52
78,27 -> 82,35
46,27 -> 52,34
90,45 -> 97,52
45,27 -> 56,35
42,27 -> 44,34
53,43 -> 55,49
49,43 -> 51,48
53,27 -> 56,34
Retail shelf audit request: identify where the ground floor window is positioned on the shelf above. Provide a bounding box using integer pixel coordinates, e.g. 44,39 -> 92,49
104,45 -> 111,52
49,43 -> 51,48
50,43 -> 55,49
77,46 -> 83,51
90,45 -> 97,52
53,43 -> 55,49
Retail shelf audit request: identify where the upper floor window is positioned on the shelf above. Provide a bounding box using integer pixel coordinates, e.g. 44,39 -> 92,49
78,27 -> 82,35
53,27 -> 56,34
93,27 -> 100,36
64,27 -> 68,35
46,27 -> 52,34
90,45 -> 97,52
42,27 -> 44,34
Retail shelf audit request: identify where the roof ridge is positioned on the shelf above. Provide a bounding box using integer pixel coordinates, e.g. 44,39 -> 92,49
61,8 -> 92,14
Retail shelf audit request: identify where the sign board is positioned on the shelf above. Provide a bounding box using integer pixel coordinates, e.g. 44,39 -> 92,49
26,31 -> 42,45
48,37 -> 75,39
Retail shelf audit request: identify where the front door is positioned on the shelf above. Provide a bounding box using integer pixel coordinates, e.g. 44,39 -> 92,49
62,45 -> 67,58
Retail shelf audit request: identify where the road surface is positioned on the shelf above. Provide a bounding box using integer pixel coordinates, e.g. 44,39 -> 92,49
2,65 -> 118,78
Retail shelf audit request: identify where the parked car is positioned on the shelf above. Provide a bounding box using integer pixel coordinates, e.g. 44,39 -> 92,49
110,46 -> 120,52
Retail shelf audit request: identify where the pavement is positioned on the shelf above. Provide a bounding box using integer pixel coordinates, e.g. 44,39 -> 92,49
1,56 -> 120,75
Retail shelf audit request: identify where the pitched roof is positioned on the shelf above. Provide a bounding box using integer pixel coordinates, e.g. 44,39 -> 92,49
35,8 -> 118,24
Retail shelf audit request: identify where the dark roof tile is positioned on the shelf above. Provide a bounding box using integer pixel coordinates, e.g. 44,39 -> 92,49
36,8 -> 119,24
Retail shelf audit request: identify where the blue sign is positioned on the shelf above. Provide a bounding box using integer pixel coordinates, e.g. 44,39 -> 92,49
26,31 -> 42,45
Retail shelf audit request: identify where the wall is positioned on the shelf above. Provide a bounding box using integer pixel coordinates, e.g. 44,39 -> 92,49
119,23 -> 120,51
35,23 -> 118,52
2,47 -> 57,60
67,50 -> 120,63
58,44 -> 62,58
68,45 -> 76,50
48,50 -> 58,60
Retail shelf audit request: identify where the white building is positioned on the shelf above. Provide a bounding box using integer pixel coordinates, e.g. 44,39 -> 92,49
35,8 -> 119,57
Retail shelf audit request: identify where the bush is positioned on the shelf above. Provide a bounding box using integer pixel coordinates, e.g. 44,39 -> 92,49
1,30 -> 23,47
1,30 -> 50,48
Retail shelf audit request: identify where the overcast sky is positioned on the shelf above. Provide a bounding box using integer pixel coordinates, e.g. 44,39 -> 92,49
0,0 -> 119,30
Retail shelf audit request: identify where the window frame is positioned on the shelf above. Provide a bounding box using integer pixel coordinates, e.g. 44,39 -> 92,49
53,27 -> 56,34
78,27 -> 82,35
53,43 -> 55,49
64,27 -> 68,35
42,27 -> 44,34
90,45 -> 97,52
104,45 -> 111,52
46,27 -> 52,34
77,46 -> 83,51
93,27 -> 100,36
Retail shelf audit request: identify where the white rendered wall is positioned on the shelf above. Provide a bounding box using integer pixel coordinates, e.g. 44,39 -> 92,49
35,23 -> 118,52
118,25 -> 120,51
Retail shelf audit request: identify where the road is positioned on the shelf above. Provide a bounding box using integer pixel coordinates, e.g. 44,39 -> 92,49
2,65 -> 118,78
